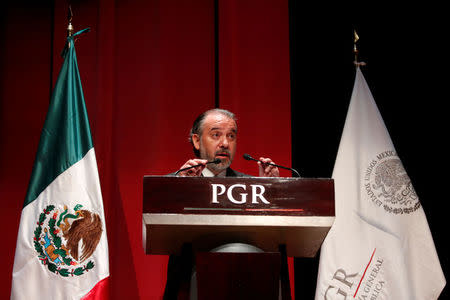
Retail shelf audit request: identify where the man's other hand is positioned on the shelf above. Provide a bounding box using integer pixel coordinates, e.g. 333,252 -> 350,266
177,159 -> 208,177
258,157 -> 280,177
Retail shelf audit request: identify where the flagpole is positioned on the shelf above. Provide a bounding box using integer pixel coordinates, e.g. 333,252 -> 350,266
353,30 -> 366,67
65,6 -> 90,49
66,5 -> 74,51
67,5 -> 74,37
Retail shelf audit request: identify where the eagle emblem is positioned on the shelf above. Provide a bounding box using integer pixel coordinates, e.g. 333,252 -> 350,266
33,204 -> 102,277
372,158 -> 418,206
365,151 -> 421,215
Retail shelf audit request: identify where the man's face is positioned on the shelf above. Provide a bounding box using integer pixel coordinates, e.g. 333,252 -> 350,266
192,112 -> 237,174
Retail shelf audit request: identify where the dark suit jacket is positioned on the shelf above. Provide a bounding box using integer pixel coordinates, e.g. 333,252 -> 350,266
225,168 -> 252,177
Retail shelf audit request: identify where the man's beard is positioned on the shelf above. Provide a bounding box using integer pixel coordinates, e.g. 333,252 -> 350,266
199,144 -> 232,173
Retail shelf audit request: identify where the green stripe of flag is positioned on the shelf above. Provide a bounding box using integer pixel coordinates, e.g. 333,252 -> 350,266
24,31 -> 93,207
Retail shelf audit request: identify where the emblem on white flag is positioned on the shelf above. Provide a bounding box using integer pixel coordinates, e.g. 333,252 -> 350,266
364,150 -> 420,215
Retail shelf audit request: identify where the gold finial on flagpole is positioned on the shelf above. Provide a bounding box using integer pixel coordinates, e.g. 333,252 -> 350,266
67,5 -> 74,37
353,30 -> 366,67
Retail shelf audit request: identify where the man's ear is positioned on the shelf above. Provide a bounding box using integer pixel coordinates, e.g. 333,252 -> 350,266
192,134 -> 200,151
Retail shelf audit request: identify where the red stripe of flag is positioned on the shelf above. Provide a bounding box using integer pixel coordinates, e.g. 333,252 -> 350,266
81,277 -> 109,300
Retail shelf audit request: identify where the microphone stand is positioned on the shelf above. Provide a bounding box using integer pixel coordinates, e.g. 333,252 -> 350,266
243,154 -> 301,177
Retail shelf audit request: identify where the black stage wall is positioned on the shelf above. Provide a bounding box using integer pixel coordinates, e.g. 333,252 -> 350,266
289,3 -> 449,299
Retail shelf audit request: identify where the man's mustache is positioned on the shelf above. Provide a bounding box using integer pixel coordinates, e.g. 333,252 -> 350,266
215,150 -> 230,157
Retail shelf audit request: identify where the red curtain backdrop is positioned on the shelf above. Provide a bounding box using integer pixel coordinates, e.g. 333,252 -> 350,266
0,0 -> 291,298
218,0 -> 291,176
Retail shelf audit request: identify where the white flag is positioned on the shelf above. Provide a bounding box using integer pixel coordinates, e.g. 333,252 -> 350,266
315,68 -> 445,299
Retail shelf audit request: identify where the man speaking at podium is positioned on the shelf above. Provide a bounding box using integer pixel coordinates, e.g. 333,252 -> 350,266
176,108 -> 280,178
165,108 -> 282,299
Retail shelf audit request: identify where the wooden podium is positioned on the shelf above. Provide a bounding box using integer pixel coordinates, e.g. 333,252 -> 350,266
143,176 -> 334,299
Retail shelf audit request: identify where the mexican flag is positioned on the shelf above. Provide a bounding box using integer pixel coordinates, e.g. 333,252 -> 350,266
11,29 -> 109,299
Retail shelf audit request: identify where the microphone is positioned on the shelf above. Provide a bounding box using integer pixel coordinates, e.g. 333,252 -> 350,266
243,153 -> 301,177
175,158 -> 221,175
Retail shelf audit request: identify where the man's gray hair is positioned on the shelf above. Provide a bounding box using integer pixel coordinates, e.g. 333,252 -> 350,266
189,108 -> 237,157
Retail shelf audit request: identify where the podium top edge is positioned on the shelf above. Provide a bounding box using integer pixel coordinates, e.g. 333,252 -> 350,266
143,175 -> 333,180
